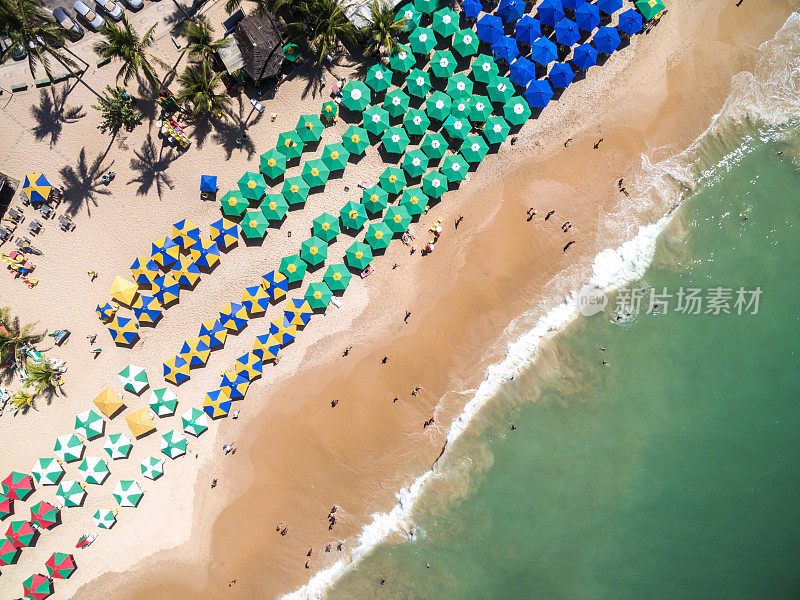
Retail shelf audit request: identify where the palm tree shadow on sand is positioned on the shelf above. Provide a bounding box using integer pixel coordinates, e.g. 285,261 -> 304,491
30,83 -> 86,147
58,143 -> 115,216
211,95 -> 262,160
128,133 -> 177,197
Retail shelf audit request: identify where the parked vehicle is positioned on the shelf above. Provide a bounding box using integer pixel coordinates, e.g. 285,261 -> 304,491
121,0 -> 143,9
53,7 -> 85,39
94,0 -> 124,20
73,0 -> 106,29
1,35 -> 28,61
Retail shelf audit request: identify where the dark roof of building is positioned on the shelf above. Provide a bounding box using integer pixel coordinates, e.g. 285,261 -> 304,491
233,12 -> 285,81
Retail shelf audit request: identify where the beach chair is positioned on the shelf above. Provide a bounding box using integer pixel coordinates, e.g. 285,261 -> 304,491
58,214 -> 74,231
28,219 -> 42,234
40,204 -> 54,219
0,226 -> 10,241
7,207 -> 23,221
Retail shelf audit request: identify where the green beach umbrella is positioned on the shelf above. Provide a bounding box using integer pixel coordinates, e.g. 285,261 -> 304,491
56,480 -> 86,507
364,222 -> 393,251
296,114 -> 324,143
104,433 -> 132,460
240,209 -> 269,239
420,132 -> 448,160
450,97 -> 471,119
323,264 -> 352,292
405,68 -> 431,98
468,95 -> 493,122
503,96 -> 531,125
402,148 -> 429,178
220,190 -> 248,217
363,105 -> 390,135
161,430 -> 187,459
260,193 -> 289,221
400,187 -> 430,216
181,407 -> 209,437
313,212 -> 340,241
389,45 -> 416,73
93,508 -> 117,529
277,131 -> 303,159
402,108 -> 430,137
141,456 -> 165,480
472,54 -> 499,83
432,7 -> 459,36
302,159 -> 330,187
487,74 -> 514,104
383,205 -> 413,233
260,148 -> 287,179
280,254 -> 308,284
345,241 -> 374,271
342,125 -> 369,154
31,458 -> 63,486
446,73 -> 473,100
409,27 -> 436,55
365,63 -> 392,92
384,88 -> 411,117
430,49 -> 456,78
422,170 -> 448,198
282,42 -> 300,61
381,126 -> 410,154
395,4 -> 420,32
441,154 -> 469,182
237,171 -> 267,201
484,115 -> 511,144
53,433 -> 84,463
379,166 -> 407,194
453,29 -> 479,57
305,282 -> 333,310
425,90 -> 452,121
321,143 -> 350,171
362,185 -> 389,214
636,0 -> 665,20
282,176 -> 310,205
78,457 -> 109,485
443,114 -> 470,140
118,364 -> 148,394
340,200 -> 368,230
341,80 -> 371,112
149,388 -> 178,417
321,100 -> 338,121
300,235 -> 328,266
113,479 -> 144,507
461,135 -> 489,163
74,409 -> 104,440
413,0 -> 438,15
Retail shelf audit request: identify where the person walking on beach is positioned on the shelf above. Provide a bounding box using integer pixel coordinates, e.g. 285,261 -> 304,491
545,210 -> 555,221
381,356 -> 388,364
593,138 -> 604,149
331,399 -> 338,407
564,138 -> 572,147
404,311 -> 411,323
87,271 -> 98,281
562,221 -> 571,232
343,346 -> 352,356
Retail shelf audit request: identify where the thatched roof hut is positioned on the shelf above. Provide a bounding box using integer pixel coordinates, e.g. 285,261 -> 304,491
233,13 -> 285,81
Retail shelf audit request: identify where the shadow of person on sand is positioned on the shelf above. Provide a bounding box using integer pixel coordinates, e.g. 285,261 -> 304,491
58,144 -> 115,216
31,83 -> 86,147
128,134 -> 177,197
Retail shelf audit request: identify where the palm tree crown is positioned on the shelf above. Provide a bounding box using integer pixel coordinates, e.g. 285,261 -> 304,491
363,0 -> 406,55
283,0 -> 356,64
182,15 -> 229,62
0,307 -> 43,363
177,62 -> 231,118
94,15 -> 168,93
24,360 -> 60,396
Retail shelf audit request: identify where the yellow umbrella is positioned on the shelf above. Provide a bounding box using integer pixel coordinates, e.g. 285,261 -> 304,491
109,276 -> 139,306
93,387 -> 124,418
126,407 -> 156,438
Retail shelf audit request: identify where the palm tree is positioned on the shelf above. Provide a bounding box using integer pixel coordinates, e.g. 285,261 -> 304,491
362,0 -> 406,56
10,390 -> 36,412
93,15 -> 168,94
282,0 -> 357,64
225,0 -> 272,18
177,62 -> 231,119
182,16 -> 229,63
24,360 -> 59,396
0,307 -> 43,364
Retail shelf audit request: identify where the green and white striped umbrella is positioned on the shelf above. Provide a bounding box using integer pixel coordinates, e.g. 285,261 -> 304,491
74,409 -> 105,440
93,508 -> 117,529
31,457 -> 64,486
78,457 -> 110,485
104,433 -> 133,460
118,364 -> 148,394
113,480 -> 144,508
161,430 -> 187,459
56,480 -> 86,508
181,408 -> 209,437
149,387 -> 178,417
141,456 -> 165,481
53,434 -> 84,463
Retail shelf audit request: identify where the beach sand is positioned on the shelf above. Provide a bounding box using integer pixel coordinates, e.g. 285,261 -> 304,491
0,0 -> 793,597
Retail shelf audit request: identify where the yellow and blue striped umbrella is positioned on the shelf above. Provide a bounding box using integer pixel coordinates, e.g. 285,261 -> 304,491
131,295 -> 162,326
269,315 -> 297,346
252,333 -> 281,362
198,319 -> 227,349
172,219 -> 201,250
163,355 -> 190,385
171,257 -> 201,288
209,218 -> 239,251
180,337 -> 211,368
152,274 -> 180,306
219,302 -> 248,332
151,237 -> 180,270
284,298 -> 313,327
203,389 -> 232,419
234,352 -> 263,381
22,173 -> 52,203
108,315 -> 139,346
241,284 -> 270,316
96,302 -> 116,321
260,270 -> 289,301
220,370 -> 249,400
130,256 -> 160,287
189,238 -> 220,270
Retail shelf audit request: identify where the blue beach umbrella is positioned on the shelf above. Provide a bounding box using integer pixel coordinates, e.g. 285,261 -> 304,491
200,175 -> 217,193
575,2 -> 600,32
554,18 -> 580,46
252,333 -> 281,362
571,42 -> 597,69
561,0 -> 580,9
618,9 -> 643,35
524,79 -> 554,108
536,0 -> 564,27
509,57 -> 536,87
462,0 -> 481,19
203,390 -> 232,419
515,15 -> 541,46
597,0 -> 622,15
548,62 -> 575,88
530,37 -> 557,66
593,26 -> 621,53
498,0 -> 525,22
492,36 -> 519,63
476,14 -> 503,44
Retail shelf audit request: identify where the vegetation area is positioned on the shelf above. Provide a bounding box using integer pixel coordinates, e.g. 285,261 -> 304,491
92,85 -> 142,132
177,16 -> 231,119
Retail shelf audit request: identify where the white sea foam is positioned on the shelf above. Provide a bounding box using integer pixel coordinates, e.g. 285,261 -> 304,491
282,14 -> 800,600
